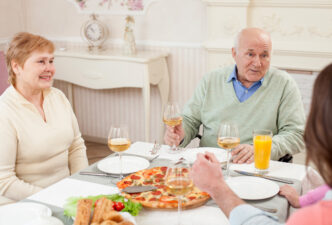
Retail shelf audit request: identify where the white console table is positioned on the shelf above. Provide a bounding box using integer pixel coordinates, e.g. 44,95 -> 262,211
54,50 -> 169,142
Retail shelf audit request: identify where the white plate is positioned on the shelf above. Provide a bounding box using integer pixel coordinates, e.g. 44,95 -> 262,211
97,156 -> 150,174
0,202 -> 54,225
182,147 -> 228,163
226,176 -> 280,200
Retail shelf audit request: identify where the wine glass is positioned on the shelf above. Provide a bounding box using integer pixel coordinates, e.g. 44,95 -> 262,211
163,102 -> 183,153
165,158 -> 193,225
217,123 -> 240,179
108,126 -> 131,182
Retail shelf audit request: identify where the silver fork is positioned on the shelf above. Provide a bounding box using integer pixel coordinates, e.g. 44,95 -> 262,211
150,140 -> 161,155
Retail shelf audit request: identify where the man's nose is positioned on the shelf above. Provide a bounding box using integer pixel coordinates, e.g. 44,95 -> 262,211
253,55 -> 261,67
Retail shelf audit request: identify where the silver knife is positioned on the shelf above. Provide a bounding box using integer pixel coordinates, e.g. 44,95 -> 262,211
122,185 -> 157,194
234,170 -> 294,184
79,171 -> 128,177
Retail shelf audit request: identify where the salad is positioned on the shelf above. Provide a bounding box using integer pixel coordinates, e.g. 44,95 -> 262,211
63,194 -> 142,217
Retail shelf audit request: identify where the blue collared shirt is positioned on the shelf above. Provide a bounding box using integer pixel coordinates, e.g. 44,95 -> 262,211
227,66 -> 264,102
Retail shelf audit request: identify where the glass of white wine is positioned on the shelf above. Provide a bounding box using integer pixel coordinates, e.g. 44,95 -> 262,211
217,122 -> 240,179
108,126 -> 131,182
165,158 -> 193,225
163,102 -> 183,153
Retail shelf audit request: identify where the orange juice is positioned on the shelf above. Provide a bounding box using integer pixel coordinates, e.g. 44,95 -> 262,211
254,135 -> 272,170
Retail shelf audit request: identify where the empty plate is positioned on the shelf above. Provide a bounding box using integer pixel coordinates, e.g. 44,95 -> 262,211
226,176 -> 279,200
0,202 -> 54,225
97,156 -> 150,174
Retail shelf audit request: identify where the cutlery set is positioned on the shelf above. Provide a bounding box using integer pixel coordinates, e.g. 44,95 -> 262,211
233,170 -> 294,184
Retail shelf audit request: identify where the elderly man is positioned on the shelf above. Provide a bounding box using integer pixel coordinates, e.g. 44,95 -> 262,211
164,27 -> 305,163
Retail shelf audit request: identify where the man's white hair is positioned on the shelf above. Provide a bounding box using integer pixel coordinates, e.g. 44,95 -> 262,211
233,28 -> 273,54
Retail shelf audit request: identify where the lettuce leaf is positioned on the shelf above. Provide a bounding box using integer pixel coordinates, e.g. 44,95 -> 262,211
63,194 -> 142,217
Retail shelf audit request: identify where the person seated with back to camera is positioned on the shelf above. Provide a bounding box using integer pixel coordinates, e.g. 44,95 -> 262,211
0,32 -> 88,203
164,27 -> 305,164
191,63 -> 332,225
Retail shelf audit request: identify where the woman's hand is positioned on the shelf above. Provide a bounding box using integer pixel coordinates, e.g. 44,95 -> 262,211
279,185 -> 301,208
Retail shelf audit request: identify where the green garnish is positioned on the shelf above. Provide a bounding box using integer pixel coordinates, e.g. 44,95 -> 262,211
63,194 -> 142,217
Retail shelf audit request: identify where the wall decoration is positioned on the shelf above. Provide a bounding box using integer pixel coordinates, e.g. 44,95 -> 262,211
67,0 -> 159,15
261,13 -> 332,39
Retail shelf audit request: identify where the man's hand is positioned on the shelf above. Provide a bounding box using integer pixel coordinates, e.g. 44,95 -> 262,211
231,144 -> 254,164
163,124 -> 185,146
191,152 -> 245,217
191,152 -> 225,194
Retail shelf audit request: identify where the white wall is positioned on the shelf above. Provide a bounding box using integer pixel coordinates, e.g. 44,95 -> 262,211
0,0 -> 24,48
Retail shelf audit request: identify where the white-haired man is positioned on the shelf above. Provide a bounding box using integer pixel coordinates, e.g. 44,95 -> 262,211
164,27 -> 305,163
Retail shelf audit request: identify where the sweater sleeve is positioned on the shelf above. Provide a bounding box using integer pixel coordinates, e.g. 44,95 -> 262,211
66,101 -> 89,174
0,111 -> 42,201
180,73 -> 208,147
299,184 -> 330,207
270,76 -> 306,160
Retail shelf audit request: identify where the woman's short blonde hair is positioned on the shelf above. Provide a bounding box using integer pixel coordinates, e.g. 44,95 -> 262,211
6,32 -> 54,86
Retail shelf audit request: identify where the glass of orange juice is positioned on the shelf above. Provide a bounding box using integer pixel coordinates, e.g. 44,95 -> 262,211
253,130 -> 272,174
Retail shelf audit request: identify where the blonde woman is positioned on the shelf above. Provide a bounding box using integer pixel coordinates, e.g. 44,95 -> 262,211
0,32 -> 88,202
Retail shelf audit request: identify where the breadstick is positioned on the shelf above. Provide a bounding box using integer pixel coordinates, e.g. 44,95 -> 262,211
91,197 -> 113,223
74,199 -> 92,225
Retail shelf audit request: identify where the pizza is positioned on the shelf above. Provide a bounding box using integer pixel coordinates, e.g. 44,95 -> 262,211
117,166 -> 210,209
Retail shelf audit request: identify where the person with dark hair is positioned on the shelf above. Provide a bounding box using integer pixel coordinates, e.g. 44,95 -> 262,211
0,32 -> 88,202
191,63 -> 332,224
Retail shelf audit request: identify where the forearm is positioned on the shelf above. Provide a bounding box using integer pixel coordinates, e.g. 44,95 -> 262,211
68,135 -> 88,174
299,184 -> 330,207
210,180 -> 245,217
272,77 -> 305,160
68,111 -> 89,174
271,129 -> 304,160
230,204 -> 281,225
0,177 -> 42,201
180,115 -> 200,147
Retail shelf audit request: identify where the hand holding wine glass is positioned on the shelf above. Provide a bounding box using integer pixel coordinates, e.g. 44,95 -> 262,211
217,123 -> 240,179
108,126 -> 131,182
165,158 -> 193,225
163,102 -> 183,152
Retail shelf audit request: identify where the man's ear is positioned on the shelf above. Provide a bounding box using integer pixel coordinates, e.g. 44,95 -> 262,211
231,47 -> 236,60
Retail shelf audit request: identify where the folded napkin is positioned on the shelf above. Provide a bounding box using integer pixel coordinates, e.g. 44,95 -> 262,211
28,178 -> 119,208
136,206 -> 229,225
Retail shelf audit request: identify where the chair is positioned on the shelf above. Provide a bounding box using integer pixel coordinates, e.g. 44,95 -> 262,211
195,134 -> 293,163
0,51 -> 9,95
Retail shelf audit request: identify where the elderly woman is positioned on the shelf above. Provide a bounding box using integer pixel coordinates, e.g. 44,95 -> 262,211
0,32 -> 88,202
191,63 -> 332,225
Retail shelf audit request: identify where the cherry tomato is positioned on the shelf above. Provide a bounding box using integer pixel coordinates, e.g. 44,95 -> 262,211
113,201 -> 125,211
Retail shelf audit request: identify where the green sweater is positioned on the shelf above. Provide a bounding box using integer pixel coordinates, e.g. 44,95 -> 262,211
181,65 -> 305,160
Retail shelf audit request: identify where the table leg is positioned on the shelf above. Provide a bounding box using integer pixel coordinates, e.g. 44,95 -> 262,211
157,59 -> 170,143
143,66 -> 151,142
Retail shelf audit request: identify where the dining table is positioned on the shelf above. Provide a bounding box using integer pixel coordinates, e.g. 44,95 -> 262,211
21,141 -> 323,225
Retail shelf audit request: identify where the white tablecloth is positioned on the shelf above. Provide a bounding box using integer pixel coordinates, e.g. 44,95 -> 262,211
127,142 -> 324,194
